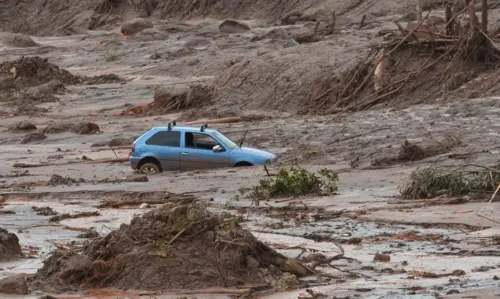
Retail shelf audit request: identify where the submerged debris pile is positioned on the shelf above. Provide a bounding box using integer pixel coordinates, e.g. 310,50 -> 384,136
400,164 -> 500,199
0,56 -> 124,108
373,136 -> 461,166
31,202 -> 313,293
0,228 -> 22,261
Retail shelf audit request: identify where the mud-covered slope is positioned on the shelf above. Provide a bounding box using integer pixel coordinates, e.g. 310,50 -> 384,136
0,0 -> 416,36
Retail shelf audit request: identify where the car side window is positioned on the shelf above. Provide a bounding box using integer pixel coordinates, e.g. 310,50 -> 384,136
145,131 -> 180,147
185,132 -> 222,151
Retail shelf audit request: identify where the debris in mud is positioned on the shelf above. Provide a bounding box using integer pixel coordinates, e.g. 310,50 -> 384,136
0,210 -> 16,215
91,137 -> 133,148
31,203 -> 313,293
43,123 -> 73,134
400,164 -> 500,199
133,28 -> 168,42
373,253 -> 391,262
49,211 -> 100,223
32,206 -> 58,216
262,266 -> 300,291
373,137 -> 461,166
0,56 -> 124,106
77,229 -> 99,239
250,167 -> 338,201
0,57 -> 79,101
0,275 -> 29,295
44,122 -> 100,135
99,175 -> 148,183
151,82 -> 214,113
48,174 -> 85,186
97,193 -> 195,209
120,18 -> 153,35
26,80 -> 65,97
219,19 -> 251,34
0,170 -> 30,178
407,269 -> 466,278
20,131 -> 47,144
472,265 -> 495,272
8,121 -> 37,132
2,33 -> 38,47
83,74 -> 125,85
0,228 -> 22,261
108,137 -> 133,147
70,122 -> 100,134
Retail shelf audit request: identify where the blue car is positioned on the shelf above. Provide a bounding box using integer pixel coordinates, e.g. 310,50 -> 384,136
130,124 -> 276,174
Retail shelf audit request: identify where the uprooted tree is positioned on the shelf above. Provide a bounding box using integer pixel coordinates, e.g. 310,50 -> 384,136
400,163 -> 500,199
305,1 -> 500,114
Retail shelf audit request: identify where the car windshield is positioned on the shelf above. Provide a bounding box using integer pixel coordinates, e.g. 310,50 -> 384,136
213,131 -> 238,150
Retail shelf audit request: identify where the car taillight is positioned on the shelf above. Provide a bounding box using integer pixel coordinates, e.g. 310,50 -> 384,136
131,144 -> 135,153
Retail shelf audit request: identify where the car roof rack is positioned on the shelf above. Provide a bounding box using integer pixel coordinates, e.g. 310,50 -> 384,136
200,123 -> 209,132
167,121 -> 177,131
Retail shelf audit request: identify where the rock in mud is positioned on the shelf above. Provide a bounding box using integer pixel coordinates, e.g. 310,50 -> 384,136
219,19 -> 251,34
70,122 -> 100,134
20,131 -> 47,144
32,203 -> 313,292
0,229 -> 22,261
4,33 -> 38,47
373,253 -> 391,262
8,121 -> 37,132
120,18 -> 153,36
0,275 -> 29,295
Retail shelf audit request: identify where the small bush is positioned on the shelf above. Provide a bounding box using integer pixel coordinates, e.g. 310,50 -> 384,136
400,165 -> 500,199
250,167 -> 339,200
104,50 -> 120,62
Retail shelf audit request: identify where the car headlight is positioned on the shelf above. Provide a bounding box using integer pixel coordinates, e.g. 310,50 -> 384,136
265,159 -> 272,165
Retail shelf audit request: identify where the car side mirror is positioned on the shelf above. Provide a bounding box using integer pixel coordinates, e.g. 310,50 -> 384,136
212,145 -> 223,152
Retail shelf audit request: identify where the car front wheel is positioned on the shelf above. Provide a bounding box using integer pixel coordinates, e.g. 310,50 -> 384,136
138,162 -> 160,174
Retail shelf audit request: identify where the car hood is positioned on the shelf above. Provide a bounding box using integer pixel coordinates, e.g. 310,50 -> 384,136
235,147 -> 276,159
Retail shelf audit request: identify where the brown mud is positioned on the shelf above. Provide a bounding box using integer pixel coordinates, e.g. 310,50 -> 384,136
1,1 -> 500,298
30,202 -> 311,293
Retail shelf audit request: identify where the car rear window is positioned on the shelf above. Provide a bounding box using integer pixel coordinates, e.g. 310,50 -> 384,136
145,131 -> 180,147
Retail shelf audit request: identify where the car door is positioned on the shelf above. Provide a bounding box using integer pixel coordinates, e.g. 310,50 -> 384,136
143,130 -> 181,170
180,132 -> 230,170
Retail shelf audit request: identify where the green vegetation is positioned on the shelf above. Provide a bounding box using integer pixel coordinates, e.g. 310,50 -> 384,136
250,167 -> 339,200
104,50 -> 120,62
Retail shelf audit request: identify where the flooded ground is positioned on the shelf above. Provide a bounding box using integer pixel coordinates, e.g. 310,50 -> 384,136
2,6 -> 500,299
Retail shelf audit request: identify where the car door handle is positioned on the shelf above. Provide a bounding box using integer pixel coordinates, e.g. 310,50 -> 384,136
181,152 -> 190,156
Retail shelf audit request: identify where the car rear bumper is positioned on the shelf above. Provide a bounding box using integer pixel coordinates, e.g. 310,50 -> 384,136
130,157 -> 141,170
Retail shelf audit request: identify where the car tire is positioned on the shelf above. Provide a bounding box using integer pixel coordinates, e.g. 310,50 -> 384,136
138,162 -> 160,174
234,161 -> 253,167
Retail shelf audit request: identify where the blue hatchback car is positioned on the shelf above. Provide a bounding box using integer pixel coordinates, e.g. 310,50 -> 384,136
130,124 -> 276,174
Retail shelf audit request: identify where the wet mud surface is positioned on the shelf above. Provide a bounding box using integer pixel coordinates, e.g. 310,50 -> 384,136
2,5 -> 500,299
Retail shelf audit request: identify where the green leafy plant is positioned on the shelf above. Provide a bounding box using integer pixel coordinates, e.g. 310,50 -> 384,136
104,50 -> 120,62
250,167 -> 339,200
